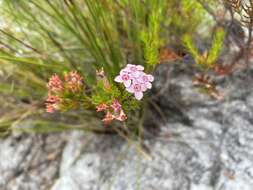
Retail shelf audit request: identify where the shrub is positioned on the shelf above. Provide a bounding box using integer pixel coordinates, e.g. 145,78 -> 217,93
0,0 -> 249,137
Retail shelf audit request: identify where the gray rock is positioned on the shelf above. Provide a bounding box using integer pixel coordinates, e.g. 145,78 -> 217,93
0,133 -> 65,190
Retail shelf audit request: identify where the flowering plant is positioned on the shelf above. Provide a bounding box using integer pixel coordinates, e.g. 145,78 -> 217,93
46,65 -> 154,126
0,0 -> 235,137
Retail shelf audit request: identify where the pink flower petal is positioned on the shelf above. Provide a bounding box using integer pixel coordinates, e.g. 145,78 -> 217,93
123,80 -> 131,87
127,64 -> 134,67
141,84 -> 147,91
126,85 -> 134,93
122,68 -> 131,73
146,82 -> 152,89
134,92 -> 143,100
132,77 -> 140,84
131,71 -> 141,78
120,69 -> 129,75
148,75 -> 154,82
114,75 -> 123,83
136,65 -> 144,71
111,99 -> 121,113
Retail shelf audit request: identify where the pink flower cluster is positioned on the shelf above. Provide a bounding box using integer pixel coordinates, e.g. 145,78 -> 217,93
64,71 -> 83,92
47,74 -> 63,92
96,99 -> 127,125
114,64 -> 154,100
46,71 -> 83,113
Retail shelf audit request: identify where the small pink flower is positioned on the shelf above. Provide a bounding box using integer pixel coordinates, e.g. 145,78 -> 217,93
115,110 -> 127,122
102,111 -> 115,125
47,74 -> 63,92
64,71 -> 83,92
139,73 -> 154,90
46,105 -> 55,113
127,82 -> 144,100
45,95 -> 60,113
123,64 -> 144,78
142,74 -> 154,82
98,99 -> 127,124
96,103 -> 108,112
110,99 -> 122,113
114,70 -> 132,87
125,64 -> 144,72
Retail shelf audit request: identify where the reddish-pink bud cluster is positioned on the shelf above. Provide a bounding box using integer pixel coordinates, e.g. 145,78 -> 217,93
46,74 -> 63,113
46,71 -> 83,113
96,103 -> 108,112
47,74 -> 64,92
96,99 -> 127,125
64,71 -> 83,93
46,95 -> 60,113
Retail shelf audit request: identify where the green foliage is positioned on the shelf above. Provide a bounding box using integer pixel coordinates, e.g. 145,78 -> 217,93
183,27 -> 226,70
182,35 -> 201,63
91,81 -> 121,106
140,0 -> 167,69
166,0 -> 213,45
121,91 -> 140,113
207,28 -> 226,65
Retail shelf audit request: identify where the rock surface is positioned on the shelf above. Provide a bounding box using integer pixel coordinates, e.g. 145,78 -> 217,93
0,133 -> 65,190
0,63 -> 253,190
